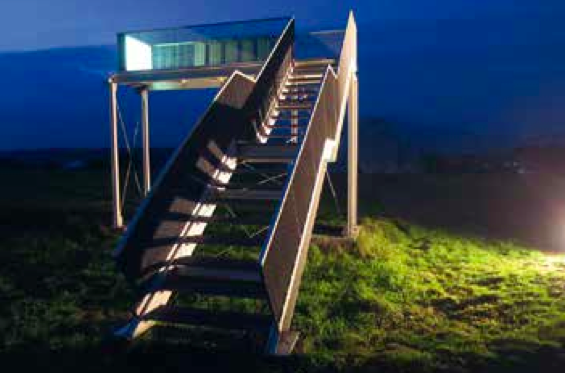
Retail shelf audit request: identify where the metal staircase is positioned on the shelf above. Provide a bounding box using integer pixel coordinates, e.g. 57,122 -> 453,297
111,14 -> 357,355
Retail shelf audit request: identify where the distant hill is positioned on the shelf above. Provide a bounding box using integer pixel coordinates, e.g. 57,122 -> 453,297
0,46 -> 214,151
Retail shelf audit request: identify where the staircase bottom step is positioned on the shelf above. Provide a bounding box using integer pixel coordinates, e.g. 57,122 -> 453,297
148,324 -> 269,352
143,306 -> 273,332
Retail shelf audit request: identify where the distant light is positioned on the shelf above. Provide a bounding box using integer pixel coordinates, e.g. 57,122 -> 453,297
539,255 -> 565,273
125,36 -> 152,71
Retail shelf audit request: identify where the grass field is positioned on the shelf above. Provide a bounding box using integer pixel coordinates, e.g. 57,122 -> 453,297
0,166 -> 564,372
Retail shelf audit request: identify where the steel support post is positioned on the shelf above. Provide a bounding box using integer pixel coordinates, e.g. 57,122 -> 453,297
346,73 -> 359,238
140,88 -> 151,195
109,81 -> 123,229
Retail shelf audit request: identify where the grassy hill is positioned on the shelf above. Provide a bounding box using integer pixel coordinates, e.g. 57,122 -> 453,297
0,166 -> 564,372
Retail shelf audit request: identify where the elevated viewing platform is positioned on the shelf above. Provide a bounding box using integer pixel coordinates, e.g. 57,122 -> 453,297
110,17 -> 346,90
108,13 -> 358,355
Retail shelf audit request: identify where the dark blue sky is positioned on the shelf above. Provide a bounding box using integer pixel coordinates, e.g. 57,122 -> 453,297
1,1 -> 565,152
1,0 -> 561,51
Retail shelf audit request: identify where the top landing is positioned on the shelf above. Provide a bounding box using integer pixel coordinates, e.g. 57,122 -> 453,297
111,17 -> 291,90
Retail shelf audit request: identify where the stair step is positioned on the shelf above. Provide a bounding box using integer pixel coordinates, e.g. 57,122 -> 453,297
163,212 -> 272,226
285,80 -> 321,87
278,97 -> 317,104
292,66 -> 330,74
143,264 -> 266,298
179,233 -> 266,247
171,256 -> 260,272
270,113 -> 311,121
143,306 -> 272,332
209,188 -> 282,201
282,87 -> 319,95
208,179 -> 282,190
264,122 -> 308,129
237,144 -> 298,163
214,163 -> 289,174
257,127 -> 305,139
294,58 -> 336,68
259,133 -> 303,141
148,233 -> 266,248
276,102 -> 313,110
286,77 -> 322,84
289,73 -> 324,80
166,259 -> 262,283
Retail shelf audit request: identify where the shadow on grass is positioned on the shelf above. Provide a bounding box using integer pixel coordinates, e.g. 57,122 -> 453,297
2,336 -> 564,373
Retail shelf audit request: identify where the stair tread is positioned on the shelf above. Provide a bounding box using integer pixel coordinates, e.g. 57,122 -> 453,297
264,122 -> 308,129
276,102 -> 313,110
208,179 -> 283,190
237,144 -> 298,162
282,87 -> 319,93
278,97 -> 317,103
163,212 -> 272,226
294,58 -> 336,67
292,67 -> 330,73
167,262 -> 262,283
271,113 -> 311,120
145,271 -> 266,298
289,74 -> 324,81
180,233 -> 266,247
214,164 -> 289,174
209,188 -> 282,201
146,233 -> 266,248
143,306 -> 272,331
171,256 -> 260,271
288,70 -> 324,80
285,80 -> 321,86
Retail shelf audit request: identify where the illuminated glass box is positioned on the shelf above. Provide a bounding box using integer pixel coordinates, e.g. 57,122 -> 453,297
117,18 -> 290,72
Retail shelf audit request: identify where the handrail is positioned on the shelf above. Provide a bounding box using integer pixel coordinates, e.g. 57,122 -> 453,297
331,11 -> 357,160
114,71 -> 255,282
260,13 -> 357,332
241,18 -> 295,140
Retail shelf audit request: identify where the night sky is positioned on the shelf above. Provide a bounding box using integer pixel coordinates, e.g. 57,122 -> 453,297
1,1 -> 561,51
1,0 -> 565,151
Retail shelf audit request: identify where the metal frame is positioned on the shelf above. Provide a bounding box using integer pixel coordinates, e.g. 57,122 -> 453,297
109,82 -> 123,229
346,72 -> 359,237
261,11 -> 358,354
140,88 -> 151,195
108,13 -> 357,355
109,82 -> 153,229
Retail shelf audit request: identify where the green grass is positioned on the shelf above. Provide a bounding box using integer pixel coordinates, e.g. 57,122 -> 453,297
296,218 -> 565,371
0,167 -> 564,372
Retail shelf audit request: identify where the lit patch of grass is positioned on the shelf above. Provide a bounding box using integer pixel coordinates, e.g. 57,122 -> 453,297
295,218 -> 565,372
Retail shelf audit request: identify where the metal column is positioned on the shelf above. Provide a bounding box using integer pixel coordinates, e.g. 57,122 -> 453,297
109,81 -> 123,229
346,73 -> 359,237
140,88 -> 151,195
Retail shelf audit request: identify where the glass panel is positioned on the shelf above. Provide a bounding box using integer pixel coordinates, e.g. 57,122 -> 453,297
224,40 -> 239,64
118,17 -> 290,72
294,30 -> 345,60
240,39 -> 255,62
257,37 -> 273,60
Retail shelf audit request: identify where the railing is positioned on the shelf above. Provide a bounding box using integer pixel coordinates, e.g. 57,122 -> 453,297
294,30 -> 345,61
332,13 -> 358,159
260,13 -> 357,332
114,18 -> 296,284
241,19 -> 294,140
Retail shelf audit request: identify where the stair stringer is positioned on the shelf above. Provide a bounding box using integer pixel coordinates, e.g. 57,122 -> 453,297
114,72 -> 256,340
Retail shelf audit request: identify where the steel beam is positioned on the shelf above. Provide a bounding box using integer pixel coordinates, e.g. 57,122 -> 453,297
109,81 -> 123,228
346,73 -> 359,238
140,88 -> 151,195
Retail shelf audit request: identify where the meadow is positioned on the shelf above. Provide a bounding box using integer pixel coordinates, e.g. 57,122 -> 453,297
0,165 -> 564,372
